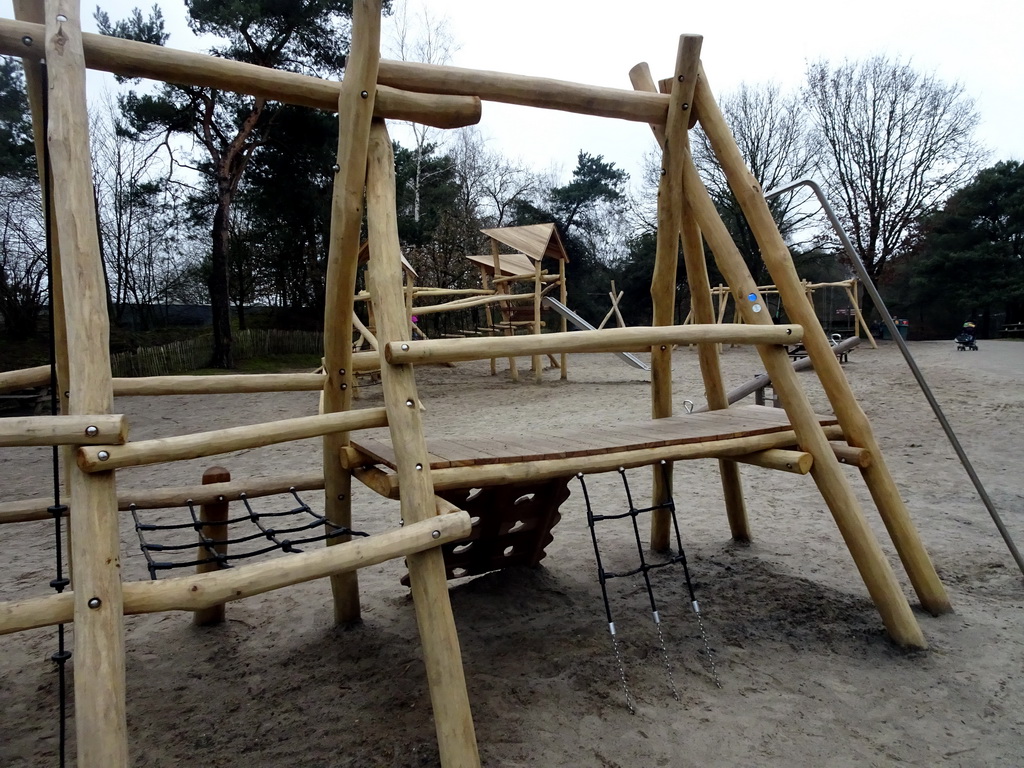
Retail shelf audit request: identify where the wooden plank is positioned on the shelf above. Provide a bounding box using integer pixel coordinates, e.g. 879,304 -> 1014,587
352,406 -> 838,470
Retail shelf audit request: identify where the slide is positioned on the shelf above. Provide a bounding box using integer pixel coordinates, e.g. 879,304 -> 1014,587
543,297 -> 651,371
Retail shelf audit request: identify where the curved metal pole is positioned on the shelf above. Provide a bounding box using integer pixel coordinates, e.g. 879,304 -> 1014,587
765,177 -> 1024,577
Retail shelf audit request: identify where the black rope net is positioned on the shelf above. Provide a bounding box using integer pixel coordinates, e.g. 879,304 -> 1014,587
130,488 -> 367,580
577,462 -> 720,714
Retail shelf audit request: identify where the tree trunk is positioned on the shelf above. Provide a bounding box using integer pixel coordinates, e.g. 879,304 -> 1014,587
209,189 -> 233,368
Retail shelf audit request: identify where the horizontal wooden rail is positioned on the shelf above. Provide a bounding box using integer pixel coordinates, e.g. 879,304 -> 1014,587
0,414 -> 128,447
385,324 -> 803,365
0,19 -> 480,130
1,357 -> 381,400
0,472 -> 325,525
411,291 -> 535,315
733,448 -> 813,474
0,364 -> 49,394
830,442 -> 873,468
0,513 -> 471,635
352,425 -> 843,498
112,372 -> 327,396
78,408 -> 388,472
377,58 -> 669,124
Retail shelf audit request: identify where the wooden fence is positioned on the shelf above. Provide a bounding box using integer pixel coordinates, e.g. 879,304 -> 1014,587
110,330 -> 324,377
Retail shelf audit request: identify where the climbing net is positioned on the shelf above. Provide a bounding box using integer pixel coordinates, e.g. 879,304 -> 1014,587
577,462 -> 720,714
130,489 -> 366,579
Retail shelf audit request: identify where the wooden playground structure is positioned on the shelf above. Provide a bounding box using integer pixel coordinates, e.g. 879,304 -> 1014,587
355,223 -> 570,383
686,278 -> 878,348
0,2 -> 951,766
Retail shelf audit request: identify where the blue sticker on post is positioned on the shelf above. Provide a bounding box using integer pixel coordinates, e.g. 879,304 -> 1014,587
747,292 -> 757,302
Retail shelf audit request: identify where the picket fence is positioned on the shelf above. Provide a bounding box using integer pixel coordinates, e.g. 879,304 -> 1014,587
110,329 -> 324,377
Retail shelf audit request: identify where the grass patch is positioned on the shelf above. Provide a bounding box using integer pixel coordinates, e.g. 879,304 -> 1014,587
190,353 -> 323,376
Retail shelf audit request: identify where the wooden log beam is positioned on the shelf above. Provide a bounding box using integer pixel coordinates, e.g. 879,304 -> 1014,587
0,414 -> 127,447
45,2 -> 128,762
683,78 -> 927,648
411,291 -> 533,315
693,65 -> 949,619
366,119 -> 480,767
0,364 -> 50,393
376,58 -> 669,124
385,324 -> 802,365
77,408 -> 388,472
732,448 -> 813,475
0,473 -> 326,525
357,426 -> 845,498
0,18 -> 481,129
830,443 -> 873,468
0,513 -> 472,635
111,372 -> 327,396
320,0 -> 381,625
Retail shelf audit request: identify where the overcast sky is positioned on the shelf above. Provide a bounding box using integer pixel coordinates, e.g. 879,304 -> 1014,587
6,0 -> 1021,185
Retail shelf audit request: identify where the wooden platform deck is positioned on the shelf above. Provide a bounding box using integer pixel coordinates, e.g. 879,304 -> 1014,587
352,404 -> 839,472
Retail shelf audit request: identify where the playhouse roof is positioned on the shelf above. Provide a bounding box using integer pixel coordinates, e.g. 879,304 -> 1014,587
357,241 -> 418,278
465,251 -> 536,277
479,223 -> 568,262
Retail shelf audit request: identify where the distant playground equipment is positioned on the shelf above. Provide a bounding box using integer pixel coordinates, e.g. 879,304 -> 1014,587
956,322 -> 979,351
691,278 -> 878,349
463,223 -> 569,383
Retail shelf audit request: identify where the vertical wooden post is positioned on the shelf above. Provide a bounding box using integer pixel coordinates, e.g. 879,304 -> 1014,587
694,66 -> 949,618
479,266 -> 497,375
641,36 -> 702,550
558,258 -> 568,379
490,239 -> 518,381
366,119 -> 480,768
194,466 -> 231,626
321,0 -> 382,624
847,279 -> 877,348
15,0 -> 74,576
532,259 -> 543,383
44,2 -> 128,763
632,58 -> 750,542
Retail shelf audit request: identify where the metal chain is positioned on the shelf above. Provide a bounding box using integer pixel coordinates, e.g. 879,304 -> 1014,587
692,601 -> 721,688
608,625 -> 635,714
653,612 -> 680,701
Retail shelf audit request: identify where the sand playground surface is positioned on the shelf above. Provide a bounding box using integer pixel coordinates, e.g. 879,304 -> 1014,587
1,339 -> 1023,767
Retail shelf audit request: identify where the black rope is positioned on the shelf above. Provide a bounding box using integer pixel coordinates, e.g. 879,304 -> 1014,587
39,58 -> 70,768
131,488 -> 367,580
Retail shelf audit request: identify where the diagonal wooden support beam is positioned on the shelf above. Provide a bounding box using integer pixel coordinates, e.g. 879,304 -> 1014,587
693,65 -> 949,618
677,106 -> 927,648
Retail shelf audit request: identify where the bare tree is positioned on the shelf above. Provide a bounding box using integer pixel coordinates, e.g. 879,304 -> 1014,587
449,127 -> 536,229
804,55 -> 986,282
386,0 -> 459,223
0,175 -> 46,336
91,100 -> 189,330
692,81 -> 819,283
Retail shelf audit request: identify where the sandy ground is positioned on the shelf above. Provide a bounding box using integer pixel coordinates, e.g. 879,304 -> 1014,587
1,339 -> 1023,767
